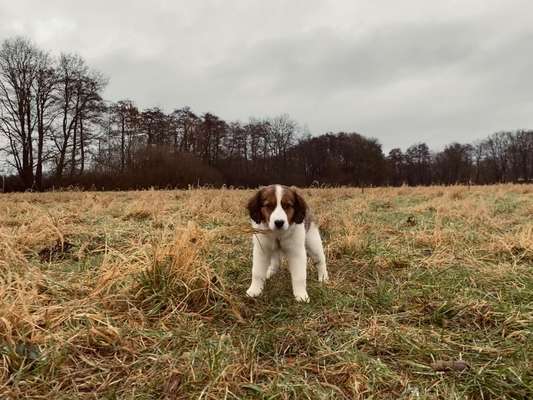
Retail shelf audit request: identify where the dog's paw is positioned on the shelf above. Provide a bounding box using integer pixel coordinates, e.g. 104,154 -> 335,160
318,270 -> 329,283
294,291 -> 310,303
266,266 -> 278,279
246,285 -> 263,298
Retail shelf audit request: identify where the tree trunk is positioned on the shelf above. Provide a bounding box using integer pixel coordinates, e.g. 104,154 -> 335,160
70,115 -> 78,177
121,116 -> 125,172
26,95 -> 34,188
36,112 -> 44,190
79,116 -> 85,175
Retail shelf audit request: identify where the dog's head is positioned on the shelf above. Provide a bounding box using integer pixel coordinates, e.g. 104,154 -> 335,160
246,184 -> 307,231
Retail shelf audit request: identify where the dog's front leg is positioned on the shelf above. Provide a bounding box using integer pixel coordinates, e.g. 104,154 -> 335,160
287,247 -> 309,302
266,250 -> 281,279
246,237 -> 271,298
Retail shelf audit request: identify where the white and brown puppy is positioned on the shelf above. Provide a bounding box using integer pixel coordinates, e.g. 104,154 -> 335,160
246,184 -> 328,302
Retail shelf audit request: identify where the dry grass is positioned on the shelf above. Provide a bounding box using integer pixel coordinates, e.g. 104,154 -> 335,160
0,185 -> 532,399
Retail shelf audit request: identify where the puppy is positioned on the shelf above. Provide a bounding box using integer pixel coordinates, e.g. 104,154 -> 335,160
245,184 -> 328,302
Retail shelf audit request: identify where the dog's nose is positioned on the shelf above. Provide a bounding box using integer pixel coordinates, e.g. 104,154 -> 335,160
274,220 -> 285,229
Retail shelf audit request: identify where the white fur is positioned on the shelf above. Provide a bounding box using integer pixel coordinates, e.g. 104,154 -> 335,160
246,185 -> 328,302
268,184 -> 289,231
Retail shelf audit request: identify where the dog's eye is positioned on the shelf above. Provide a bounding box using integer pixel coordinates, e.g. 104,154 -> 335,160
282,202 -> 293,209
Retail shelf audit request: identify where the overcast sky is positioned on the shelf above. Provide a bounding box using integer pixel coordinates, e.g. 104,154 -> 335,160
1,0 -> 532,151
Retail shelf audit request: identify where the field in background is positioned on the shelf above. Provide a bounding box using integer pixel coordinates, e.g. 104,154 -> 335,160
1,185 -> 532,399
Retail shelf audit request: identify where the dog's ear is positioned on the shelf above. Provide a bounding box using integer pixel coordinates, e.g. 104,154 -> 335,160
246,189 -> 263,224
292,188 -> 307,224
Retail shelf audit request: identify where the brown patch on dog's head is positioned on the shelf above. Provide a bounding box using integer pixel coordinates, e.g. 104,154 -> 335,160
246,185 -> 277,224
281,186 -> 307,225
247,185 -> 308,226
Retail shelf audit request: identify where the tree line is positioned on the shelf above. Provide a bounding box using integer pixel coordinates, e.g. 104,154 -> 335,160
1,37 -> 532,192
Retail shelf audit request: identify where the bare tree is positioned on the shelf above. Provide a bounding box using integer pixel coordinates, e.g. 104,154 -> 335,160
33,50 -> 58,189
109,100 -> 139,172
433,143 -> 473,184
53,53 -> 106,180
199,112 -> 227,165
172,107 -> 199,153
387,148 -> 405,186
405,143 -> 432,185
268,114 -> 298,160
0,37 -> 40,188
53,53 -> 84,179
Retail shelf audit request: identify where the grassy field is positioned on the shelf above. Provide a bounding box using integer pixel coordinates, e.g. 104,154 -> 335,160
0,185 -> 532,399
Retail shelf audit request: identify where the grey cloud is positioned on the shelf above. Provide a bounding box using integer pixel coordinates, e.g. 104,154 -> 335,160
212,21 -> 482,96
1,0 -> 533,151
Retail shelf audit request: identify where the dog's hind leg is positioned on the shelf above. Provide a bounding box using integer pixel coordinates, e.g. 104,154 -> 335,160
266,250 -> 281,279
305,224 -> 328,283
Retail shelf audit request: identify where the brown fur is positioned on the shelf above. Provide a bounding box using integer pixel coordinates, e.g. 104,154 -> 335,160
246,186 -> 276,224
281,186 -> 307,224
246,185 -> 308,226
